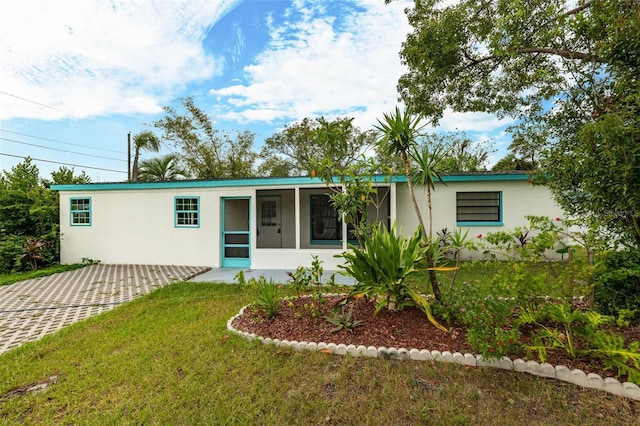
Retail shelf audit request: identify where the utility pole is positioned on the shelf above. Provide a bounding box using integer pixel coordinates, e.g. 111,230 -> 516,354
127,132 -> 131,181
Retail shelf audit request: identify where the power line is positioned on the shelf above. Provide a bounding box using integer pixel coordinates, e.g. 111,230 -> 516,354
0,153 -> 127,174
0,129 -> 126,154
0,90 -> 58,110
0,137 -> 126,163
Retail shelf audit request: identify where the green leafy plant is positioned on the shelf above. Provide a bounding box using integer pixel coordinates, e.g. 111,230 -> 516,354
590,332 -> 640,383
325,305 -> 364,333
338,223 -> 446,332
253,277 -> 281,319
286,255 -> 334,298
234,270 -> 247,286
295,300 -> 324,319
517,303 -> 640,382
594,249 -> 640,317
438,281 -> 521,359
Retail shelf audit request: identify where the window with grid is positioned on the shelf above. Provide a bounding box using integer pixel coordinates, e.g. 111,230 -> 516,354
70,197 -> 91,226
175,197 -> 199,227
456,192 -> 501,223
261,200 -> 277,226
310,194 -> 341,242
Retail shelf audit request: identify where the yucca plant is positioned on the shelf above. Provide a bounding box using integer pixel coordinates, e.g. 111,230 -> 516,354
338,223 -> 447,332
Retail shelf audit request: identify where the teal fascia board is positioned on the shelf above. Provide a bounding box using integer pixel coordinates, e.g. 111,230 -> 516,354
51,176 -> 393,192
51,173 -> 530,192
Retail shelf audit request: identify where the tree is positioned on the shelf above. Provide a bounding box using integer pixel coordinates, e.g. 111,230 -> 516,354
131,131 -> 161,181
374,107 -> 427,236
259,117 -> 375,177
153,97 -> 258,179
426,132 -> 492,172
47,166 -> 92,185
492,153 -> 536,172
411,143 -> 449,239
312,156 -> 381,246
0,159 -> 91,272
139,154 -> 187,181
0,157 -> 44,237
393,0 -> 640,246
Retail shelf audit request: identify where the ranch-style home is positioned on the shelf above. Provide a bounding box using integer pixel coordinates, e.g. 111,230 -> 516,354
51,172 -> 564,270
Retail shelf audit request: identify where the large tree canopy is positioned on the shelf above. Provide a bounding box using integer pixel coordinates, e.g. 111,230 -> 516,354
395,0 -> 640,246
153,97 -> 258,179
259,117 -> 375,177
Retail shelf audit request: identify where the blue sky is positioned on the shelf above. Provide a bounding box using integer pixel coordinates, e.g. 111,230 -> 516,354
1,0 -> 513,182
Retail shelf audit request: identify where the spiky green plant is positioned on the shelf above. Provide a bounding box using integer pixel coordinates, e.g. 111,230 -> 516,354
338,223 -> 446,332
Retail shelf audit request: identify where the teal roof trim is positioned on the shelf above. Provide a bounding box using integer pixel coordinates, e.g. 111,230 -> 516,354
51,173 -> 531,192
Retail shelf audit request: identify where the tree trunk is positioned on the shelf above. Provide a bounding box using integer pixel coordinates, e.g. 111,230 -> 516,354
131,149 -> 140,182
401,151 -> 426,238
427,183 -> 433,240
401,151 -> 441,301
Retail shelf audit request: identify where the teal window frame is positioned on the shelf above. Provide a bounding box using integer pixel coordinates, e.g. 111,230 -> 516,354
70,197 -> 91,226
456,191 -> 503,226
175,196 -> 200,228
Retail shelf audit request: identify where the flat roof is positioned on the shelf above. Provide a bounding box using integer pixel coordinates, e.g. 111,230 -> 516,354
51,172 -> 532,192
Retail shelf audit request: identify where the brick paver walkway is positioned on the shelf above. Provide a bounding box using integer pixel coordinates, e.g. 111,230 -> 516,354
0,264 -> 209,354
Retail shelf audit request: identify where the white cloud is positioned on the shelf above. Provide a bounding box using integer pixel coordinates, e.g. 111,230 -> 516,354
0,0 -> 241,120
435,110 -> 515,133
209,0 -> 412,128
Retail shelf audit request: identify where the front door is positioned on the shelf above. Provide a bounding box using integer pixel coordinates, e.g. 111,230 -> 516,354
221,197 -> 250,268
257,196 -> 282,248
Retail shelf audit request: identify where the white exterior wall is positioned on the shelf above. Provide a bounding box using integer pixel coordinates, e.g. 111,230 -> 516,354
395,180 -> 563,256
59,185 -> 347,269
58,177 -> 563,269
60,187 -> 252,266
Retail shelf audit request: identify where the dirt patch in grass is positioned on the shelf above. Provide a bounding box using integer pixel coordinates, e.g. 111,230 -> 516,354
0,375 -> 60,402
232,295 -> 640,383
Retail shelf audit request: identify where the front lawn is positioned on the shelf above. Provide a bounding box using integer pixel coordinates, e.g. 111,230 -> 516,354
0,282 -> 637,425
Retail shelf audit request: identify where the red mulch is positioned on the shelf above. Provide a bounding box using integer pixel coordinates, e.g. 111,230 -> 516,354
231,294 -> 640,384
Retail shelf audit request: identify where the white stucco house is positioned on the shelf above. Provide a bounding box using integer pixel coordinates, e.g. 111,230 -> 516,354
51,172 -> 563,270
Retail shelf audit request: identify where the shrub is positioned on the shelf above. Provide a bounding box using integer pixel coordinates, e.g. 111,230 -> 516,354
0,235 -> 24,273
438,281 -> 521,359
594,249 -> 640,317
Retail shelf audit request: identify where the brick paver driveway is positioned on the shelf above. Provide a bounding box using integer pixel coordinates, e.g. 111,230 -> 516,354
0,264 -> 209,354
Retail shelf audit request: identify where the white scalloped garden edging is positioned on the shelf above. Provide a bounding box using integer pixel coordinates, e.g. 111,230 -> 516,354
227,303 -> 640,401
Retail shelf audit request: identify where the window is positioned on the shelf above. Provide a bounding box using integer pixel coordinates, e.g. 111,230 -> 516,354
175,197 -> 199,227
310,194 -> 341,242
456,192 -> 502,224
261,200 -> 277,226
70,197 -> 91,226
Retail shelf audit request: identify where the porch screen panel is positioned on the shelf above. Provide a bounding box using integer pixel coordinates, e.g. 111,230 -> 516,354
456,192 -> 500,222
310,194 -> 341,241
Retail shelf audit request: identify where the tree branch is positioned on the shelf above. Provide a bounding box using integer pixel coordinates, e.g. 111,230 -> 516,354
463,46 -> 606,71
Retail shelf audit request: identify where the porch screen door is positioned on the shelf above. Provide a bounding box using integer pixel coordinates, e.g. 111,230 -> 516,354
221,198 -> 250,268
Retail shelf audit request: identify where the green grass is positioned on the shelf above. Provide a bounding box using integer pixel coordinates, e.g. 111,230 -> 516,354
0,263 -> 88,287
1,282 -> 637,425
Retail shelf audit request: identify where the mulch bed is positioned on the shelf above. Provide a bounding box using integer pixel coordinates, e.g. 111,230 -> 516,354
231,294 -> 640,384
